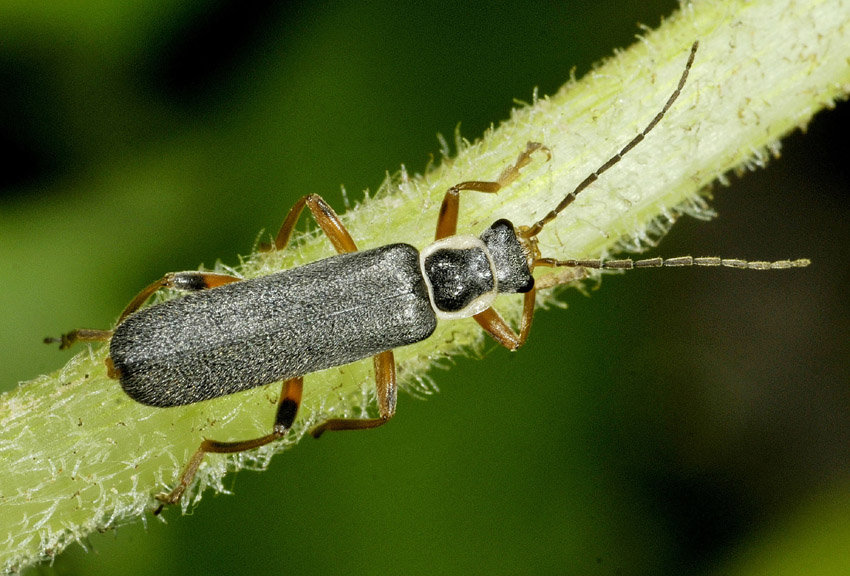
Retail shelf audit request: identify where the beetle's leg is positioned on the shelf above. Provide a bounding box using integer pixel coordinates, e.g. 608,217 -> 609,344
154,376 -> 304,514
473,288 -> 536,351
435,180 -> 501,240
43,328 -> 113,350
435,141 -> 550,240
309,350 -> 397,438
268,193 -> 358,253
117,271 -> 242,323
44,271 -> 241,349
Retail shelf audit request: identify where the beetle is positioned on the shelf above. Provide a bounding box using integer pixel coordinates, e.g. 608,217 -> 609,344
46,41 -> 808,511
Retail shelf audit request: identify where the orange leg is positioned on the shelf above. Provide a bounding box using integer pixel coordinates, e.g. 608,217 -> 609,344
269,193 -> 358,253
43,328 -> 113,350
473,288 -> 536,351
435,142 -> 550,240
45,271 -> 242,350
310,350 -> 397,438
154,376 -> 304,513
117,271 -> 241,323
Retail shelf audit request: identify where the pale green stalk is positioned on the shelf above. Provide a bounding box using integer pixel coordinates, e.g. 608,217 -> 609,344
2,0 -> 849,571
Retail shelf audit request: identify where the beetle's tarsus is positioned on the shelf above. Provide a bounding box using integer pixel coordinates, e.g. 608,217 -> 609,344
44,328 -> 112,350
43,334 -> 71,350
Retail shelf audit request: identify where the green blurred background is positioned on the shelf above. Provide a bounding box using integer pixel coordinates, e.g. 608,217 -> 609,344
1,1 -> 849,574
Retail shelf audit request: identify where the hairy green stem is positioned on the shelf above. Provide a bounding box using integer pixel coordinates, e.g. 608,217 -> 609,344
2,0 -> 849,571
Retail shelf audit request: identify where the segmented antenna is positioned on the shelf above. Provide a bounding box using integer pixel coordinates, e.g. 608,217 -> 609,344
535,256 -> 811,270
521,40 -> 699,239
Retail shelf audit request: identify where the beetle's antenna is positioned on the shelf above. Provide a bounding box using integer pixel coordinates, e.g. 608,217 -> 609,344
520,40 -> 699,239
534,255 -> 811,271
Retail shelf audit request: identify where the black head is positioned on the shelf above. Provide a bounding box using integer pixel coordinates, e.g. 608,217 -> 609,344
479,219 -> 534,294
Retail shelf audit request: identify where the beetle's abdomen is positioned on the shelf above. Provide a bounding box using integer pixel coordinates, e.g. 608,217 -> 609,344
110,244 -> 436,407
